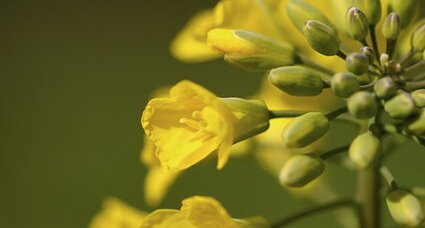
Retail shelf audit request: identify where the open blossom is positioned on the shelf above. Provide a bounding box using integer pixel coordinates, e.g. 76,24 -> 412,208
141,80 -> 235,172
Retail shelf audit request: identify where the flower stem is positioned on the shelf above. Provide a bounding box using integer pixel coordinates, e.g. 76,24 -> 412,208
380,166 -> 398,190
369,25 -> 380,61
356,163 -> 381,228
295,54 -> 335,75
320,145 -> 350,160
268,110 -> 309,119
325,106 -> 348,120
270,199 -> 354,228
404,80 -> 425,91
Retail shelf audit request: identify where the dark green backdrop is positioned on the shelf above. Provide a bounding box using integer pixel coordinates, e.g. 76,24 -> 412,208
1,1 -> 424,227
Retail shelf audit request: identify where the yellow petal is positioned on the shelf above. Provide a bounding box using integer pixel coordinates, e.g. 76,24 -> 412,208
140,136 -> 159,167
140,209 -> 195,228
170,10 -> 219,63
180,196 -> 239,228
89,198 -> 146,228
144,167 -> 180,207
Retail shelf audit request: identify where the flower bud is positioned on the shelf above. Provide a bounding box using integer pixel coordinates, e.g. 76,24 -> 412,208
279,154 -> 325,187
411,23 -> 425,52
386,189 -> 425,227
207,29 -> 294,70
286,0 -> 335,32
221,98 -> 270,142
354,0 -> 382,25
348,91 -> 377,119
360,46 -> 375,62
389,0 -> 416,28
374,77 -> 397,99
382,13 -> 400,40
380,53 -> 389,66
345,7 -> 369,41
349,132 -> 380,168
412,89 -> 425,108
269,66 -> 324,96
303,20 -> 340,56
384,93 -> 417,119
282,112 -> 329,148
407,110 -> 425,135
331,72 -> 360,98
345,53 -> 369,75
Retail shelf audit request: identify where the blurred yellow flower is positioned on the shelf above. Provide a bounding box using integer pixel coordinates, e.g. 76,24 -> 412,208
140,196 -> 268,228
89,197 -> 146,228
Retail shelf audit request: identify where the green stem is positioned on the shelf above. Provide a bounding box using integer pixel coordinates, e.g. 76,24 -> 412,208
386,39 -> 396,59
268,110 -> 309,119
380,166 -> 398,190
270,199 -> 354,228
404,80 -> 425,91
369,26 -> 380,61
320,145 -> 350,160
325,106 -> 348,120
336,50 -> 347,60
399,49 -> 416,66
295,54 -> 335,75
357,163 -> 381,228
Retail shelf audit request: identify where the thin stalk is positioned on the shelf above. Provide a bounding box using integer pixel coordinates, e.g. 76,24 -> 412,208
386,39 -> 396,58
399,49 -> 416,66
404,60 -> 425,72
369,26 -> 380,60
325,106 -> 348,120
357,163 -> 381,228
271,199 -> 354,228
404,80 -> 425,91
380,166 -> 398,190
320,145 -> 350,160
295,54 -> 335,75
336,50 -> 347,60
268,110 -> 309,119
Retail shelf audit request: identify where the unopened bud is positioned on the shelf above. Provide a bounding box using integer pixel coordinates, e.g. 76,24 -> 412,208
386,189 -> 425,227
360,46 -> 375,62
384,93 -> 417,119
287,0 -> 335,32
412,89 -> 425,108
349,132 -> 380,168
207,29 -> 294,70
282,112 -> 329,148
382,13 -> 400,40
374,77 -> 397,99
348,91 -> 377,119
345,53 -> 369,75
221,98 -> 270,142
303,20 -> 340,56
380,53 -> 389,66
279,154 -> 325,187
331,72 -> 360,98
411,23 -> 425,52
407,110 -> 425,135
389,0 -> 416,28
269,66 -> 324,96
346,7 -> 369,41
354,0 -> 382,25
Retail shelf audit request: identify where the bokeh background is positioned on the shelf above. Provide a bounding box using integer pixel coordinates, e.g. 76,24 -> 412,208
1,0 -> 424,227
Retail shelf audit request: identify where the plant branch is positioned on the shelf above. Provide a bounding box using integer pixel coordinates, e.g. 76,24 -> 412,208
320,145 -> 350,160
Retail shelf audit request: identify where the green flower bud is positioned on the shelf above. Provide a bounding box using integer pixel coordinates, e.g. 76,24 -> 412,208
384,93 -> 417,119
374,77 -> 397,99
386,189 -> 425,227
269,66 -> 324,96
282,112 -> 329,148
303,20 -> 340,56
348,91 -> 377,119
354,0 -> 382,25
349,132 -> 380,168
389,0 -> 416,28
221,98 -> 270,142
345,7 -> 369,41
407,110 -> 425,135
382,13 -> 400,40
360,46 -> 375,62
345,53 -> 369,75
208,29 -> 294,71
380,53 -> 389,66
287,0 -> 335,32
411,23 -> 425,52
279,154 -> 325,187
412,89 -> 425,108
331,72 -> 360,98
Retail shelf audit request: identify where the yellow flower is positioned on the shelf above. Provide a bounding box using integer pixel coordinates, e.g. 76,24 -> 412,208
89,197 -> 146,228
141,80 -> 236,172
140,196 -> 268,228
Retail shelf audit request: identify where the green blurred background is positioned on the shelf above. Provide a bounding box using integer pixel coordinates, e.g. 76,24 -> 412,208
1,1 -> 424,227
